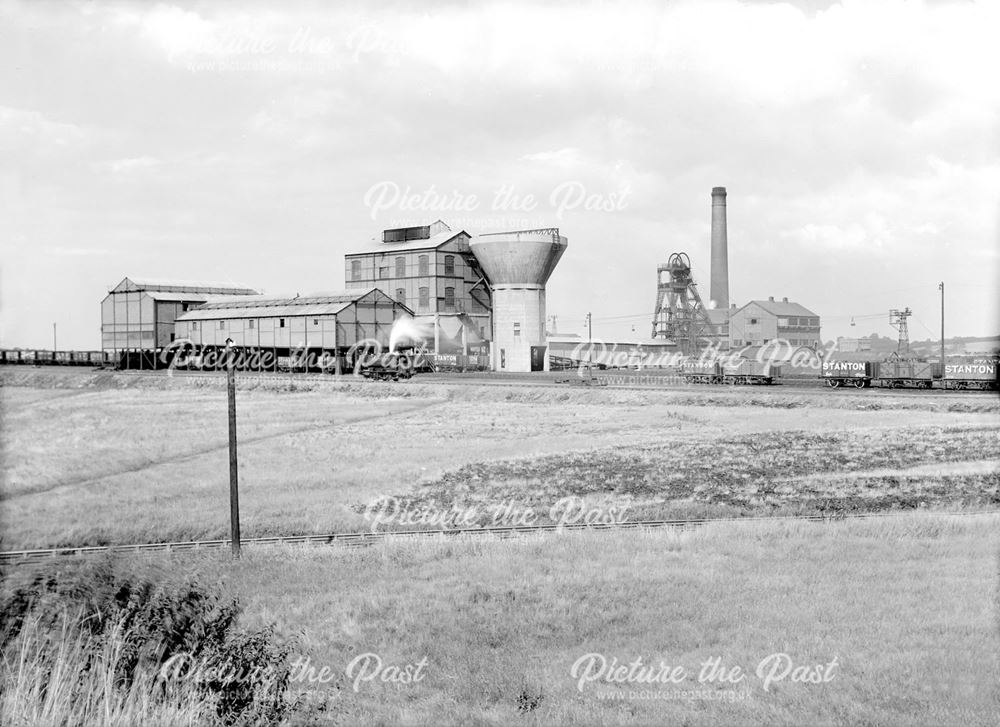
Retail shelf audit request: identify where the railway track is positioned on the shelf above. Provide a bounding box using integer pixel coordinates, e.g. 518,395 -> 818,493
10,365 -> 994,397
3,510 -> 997,567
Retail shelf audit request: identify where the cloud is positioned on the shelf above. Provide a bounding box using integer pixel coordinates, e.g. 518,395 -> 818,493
96,156 -> 162,174
0,106 -> 88,155
46,247 -> 111,256
1,0 -> 997,347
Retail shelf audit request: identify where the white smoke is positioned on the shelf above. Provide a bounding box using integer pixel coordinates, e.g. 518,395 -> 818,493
388,315 -> 434,352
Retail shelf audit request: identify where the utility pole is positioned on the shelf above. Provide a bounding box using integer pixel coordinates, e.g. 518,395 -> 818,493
225,338 -> 241,558
939,281 -> 945,368
53,323 -> 57,352
586,312 -> 593,377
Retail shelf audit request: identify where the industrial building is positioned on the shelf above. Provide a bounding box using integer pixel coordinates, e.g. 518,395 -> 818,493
344,221 -> 491,362
548,336 -> 678,369
471,228 -> 568,372
344,221 -> 568,372
728,297 -> 822,348
173,287 -> 411,370
101,277 -> 258,367
652,187 -> 823,353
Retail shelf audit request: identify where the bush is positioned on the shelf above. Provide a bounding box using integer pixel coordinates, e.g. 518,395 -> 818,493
0,556 -> 293,726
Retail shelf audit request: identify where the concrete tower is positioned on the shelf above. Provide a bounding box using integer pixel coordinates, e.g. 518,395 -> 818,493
710,186 -> 729,310
470,228 -> 568,372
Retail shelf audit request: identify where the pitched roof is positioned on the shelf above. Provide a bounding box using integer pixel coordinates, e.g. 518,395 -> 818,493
739,299 -> 818,318
175,288 -> 410,321
345,229 -> 471,255
142,291 -> 211,303
112,277 -> 258,294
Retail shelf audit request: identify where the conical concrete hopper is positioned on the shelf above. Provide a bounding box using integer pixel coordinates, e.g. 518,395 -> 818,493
470,228 -> 568,372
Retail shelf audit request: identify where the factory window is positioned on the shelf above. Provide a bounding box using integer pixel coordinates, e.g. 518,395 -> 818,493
811,317 -> 819,326
279,319 -> 286,328
778,318 -> 789,327
749,318 -> 758,325
379,266 -> 389,279
418,255 -> 429,276
418,287 -> 429,308
395,288 -> 406,305
192,322 -> 198,331
513,322 -> 521,337
351,260 -> 361,280
248,320 -> 255,329
444,287 -> 455,309
182,303 -> 189,312
395,257 -> 406,278
219,320 -> 226,330
444,255 -> 455,275
313,319 -> 319,326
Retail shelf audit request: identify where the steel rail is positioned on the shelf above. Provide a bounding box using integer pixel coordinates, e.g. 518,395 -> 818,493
10,365 -> 993,396
3,510 -> 997,566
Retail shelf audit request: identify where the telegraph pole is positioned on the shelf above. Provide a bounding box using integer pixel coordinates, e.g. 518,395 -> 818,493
53,322 -> 57,352
939,282 -> 945,368
586,312 -> 593,376
225,338 -> 241,558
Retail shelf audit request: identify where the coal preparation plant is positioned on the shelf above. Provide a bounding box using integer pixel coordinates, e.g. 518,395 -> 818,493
343,220 -> 492,367
82,190 -> 834,375
171,288 -> 412,372
101,277 -> 259,369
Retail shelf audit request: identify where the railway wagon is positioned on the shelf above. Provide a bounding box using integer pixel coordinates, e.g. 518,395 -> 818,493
679,360 -> 723,384
870,360 -> 939,389
942,360 -> 998,390
821,360 -> 871,388
428,353 -> 490,373
680,358 -> 780,385
721,359 -> 781,385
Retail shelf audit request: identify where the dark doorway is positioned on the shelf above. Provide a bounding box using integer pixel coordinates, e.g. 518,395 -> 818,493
530,346 -> 546,372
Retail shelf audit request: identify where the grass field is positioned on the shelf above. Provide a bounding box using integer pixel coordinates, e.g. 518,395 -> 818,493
1,369 -> 997,548
2,369 -> 998,725
3,513 -> 997,726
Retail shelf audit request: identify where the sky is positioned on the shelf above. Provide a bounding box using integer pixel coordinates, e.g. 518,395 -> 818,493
2,0 -> 998,349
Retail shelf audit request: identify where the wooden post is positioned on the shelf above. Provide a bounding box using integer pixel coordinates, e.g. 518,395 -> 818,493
226,338 -> 241,558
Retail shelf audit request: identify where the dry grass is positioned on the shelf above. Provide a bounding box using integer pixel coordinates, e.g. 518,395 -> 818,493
1,370 -> 998,548
0,612 -> 212,727
3,369 -> 998,724
114,513 -> 1000,726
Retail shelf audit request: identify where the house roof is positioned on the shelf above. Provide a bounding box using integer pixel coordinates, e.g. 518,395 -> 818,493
345,229 -> 471,255
175,287 -> 409,321
738,299 -> 818,318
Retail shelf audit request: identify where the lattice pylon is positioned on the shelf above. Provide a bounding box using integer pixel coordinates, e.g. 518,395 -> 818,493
889,307 -> 912,354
